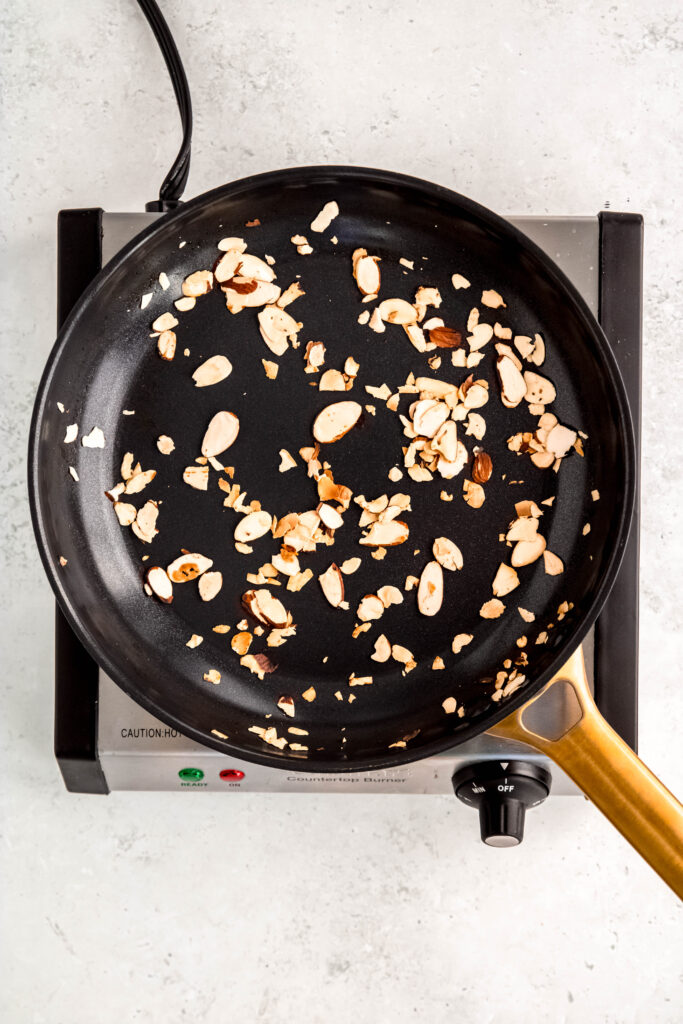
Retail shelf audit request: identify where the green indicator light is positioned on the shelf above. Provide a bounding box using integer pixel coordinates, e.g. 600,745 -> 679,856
178,767 -> 204,782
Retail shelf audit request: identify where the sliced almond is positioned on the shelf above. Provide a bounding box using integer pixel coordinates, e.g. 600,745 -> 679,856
341,557 -> 361,574
492,563 -> 520,597
152,312 -> 178,332
256,305 -> 301,356
278,449 -> 296,472
215,251 -> 275,284
131,500 -> 159,544
81,426 -> 105,448
204,669 -> 221,684
357,594 -> 385,621
234,510 -> 272,544
433,537 -> 463,571
231,631 -> 253,656
481,289 -> 506,308
524,371 -> 556,406
353,251 -> 381,296
186,634 -> 203,649
412,399 -> 450,439
546,423 -> 577,457
371,634 -> 391,662
378,298 -> 417,325
451,273 -> 470,290
201,411 -> 240,458
113,501 -> 137,527
217,236 -> 247,253
497,355 -> 526,407
467,323 -> 494,351
318,504 -> 344,530
463,480 -> 485,508
198,571 -> 223,602
157,330 -> 176,360
125,468 -> 157,495
391,645 -> 416,670
182,270 -> 214,297
480,598 -> 506,619
225,280 -> 281,314
377,585 -> 403,608
242,589 -> 290,628
543,550 -> 565,575
145,566 -> 173,603
183,465 -> 209,490
192,355 -> 232,388
319,563 -> 345,607
417,560 -> 443,617
319,369 -> 347,392
442,697 -> 457,714
167,553 -> 213,582
310,200 -> 339,232
312,400 -> 362,443
511,533 -> 547,567
360,519 -> 409,547
157,435 -> 175,455
277,281 -> 305,308
175,296 -> 196,312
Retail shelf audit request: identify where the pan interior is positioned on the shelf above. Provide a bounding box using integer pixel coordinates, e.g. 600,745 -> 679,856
32,169 -> 631,769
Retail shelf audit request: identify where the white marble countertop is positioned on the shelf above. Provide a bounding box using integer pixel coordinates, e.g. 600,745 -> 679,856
2,2 -> 682,1021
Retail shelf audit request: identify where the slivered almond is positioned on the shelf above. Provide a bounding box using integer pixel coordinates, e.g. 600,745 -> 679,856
157,330 -> 176,360
201,411 -> 240,457
357,594 -> 384,621
167,553 -> 213,582
492,563 -> 520,597
145,566 -> 173,603
417,561 -> 443,616
183,465 -> 209,490
198,571 -> 223,601
312,401 -> 362,443
234,510 -> 272,544
192,355 -> 232,387
182,270 -> 213,297
319,563 -> 345,607
543,550 -> 564,575
433,537 -> 463,571
378,298 -> 417,324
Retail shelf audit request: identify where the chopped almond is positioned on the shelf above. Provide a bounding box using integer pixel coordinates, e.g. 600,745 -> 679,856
186,634 -> 203,649
543,550 -> 565,575
198,571 -> 223,602
452,633 -> 473,654
231,631 -> 253,655
371,634 -> 391,662
480,598 -> 506,619
183,465 -> 209,490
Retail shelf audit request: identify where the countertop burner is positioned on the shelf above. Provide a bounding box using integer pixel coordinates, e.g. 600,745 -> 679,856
54,208 -> 642,824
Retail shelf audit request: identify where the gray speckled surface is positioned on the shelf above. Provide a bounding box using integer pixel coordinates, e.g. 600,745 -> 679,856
2,1 -> 682,1021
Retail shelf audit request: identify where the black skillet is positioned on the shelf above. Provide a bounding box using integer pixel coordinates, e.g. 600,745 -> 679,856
29,1 -> 683,895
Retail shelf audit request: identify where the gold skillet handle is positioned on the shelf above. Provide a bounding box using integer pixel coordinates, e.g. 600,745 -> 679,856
490,646 -> 683,899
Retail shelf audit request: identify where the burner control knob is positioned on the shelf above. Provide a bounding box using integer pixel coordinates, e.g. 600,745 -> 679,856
452,761 -> 551,847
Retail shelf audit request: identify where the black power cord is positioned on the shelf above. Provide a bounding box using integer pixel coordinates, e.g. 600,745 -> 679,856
136,0 -> 193,211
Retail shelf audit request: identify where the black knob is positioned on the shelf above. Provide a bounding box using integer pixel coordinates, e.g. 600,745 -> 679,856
452,761 -> 551,847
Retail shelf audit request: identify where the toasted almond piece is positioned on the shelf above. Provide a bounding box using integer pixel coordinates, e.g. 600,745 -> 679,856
224,279 -> 281,314
497,355 -> 526,407
301,687 -> 317,702
140,292 -> 153,310
357,594 -> 384,621
256,304 -> 302,355
378,298 -> 417,324
234,510 -> 273,544
273,550 -> 301,577
480,598 -> 506,619
371,634 -> 391,662
431,657 -> 445,671
186,634 -> 203,648
183,465 -> 209,490
543,550 -> 564,575
106,482 -> 125,502
368,307 -> 385,333
125,469 -> 157,495
231,631 -> 253,655
157,330 -> 176,360
158,272 -> 170,290
360,519 -> 409,547
428,326 -> 462,349
511,533 -> 547,567
349,673 -> 374,686
120,452 -> 135,480
388,467 -> 403,482
391,645 -> 416,669
242,589 -> 290,628
515,500 -> 543,519
157,435 -> 175,455
175,296 -> 196,312
481,289 -> 506,309
215,251 -> 275,284
492,563 -> 520,597
201,411 -> 240,458
310,200 -> 339,232
152,312 -> 178,332
167,553 -> 213,582
507,516 -> 540,542
218,236 -> 247,253
113,501 -> 137,527
198,571 -> 223,601
276,695 -> 296,719
63,424 -> 78,443
278,449 -> 296,472
517,607 -> 535,622
276,281 -> 305,308
432,420 -> 458,460
514,335 -> 534,360
462,381 -> 489,409
319,369 -> 347,391
472,451 -> 493,484
546,423 -> 577,457
145,566 -> 173,603
442,697 -> 457,714
192,355 -> 232,388
494,322 -> 512,339
452,633 -> 473,654
433,537 -> 463,572
524,371 -> 556,406
451,273 -> 470,290
467,323 -> 494,351
340,557 -> 361,575
182,270 -> 214,297
318,503 -> 344,531
319,563 -> 345,607
304,341 -> 326,374
412,399 -> 450,439
417,560 -> 443,617
463,480 -> 485,508
213,624 -> 231,634
377,585 -> 403,608
465,413 -> 486,440
404,575 -> 420,591
353,253 -> 381,296
204,669 -> 221,684
312,400 -> 362,443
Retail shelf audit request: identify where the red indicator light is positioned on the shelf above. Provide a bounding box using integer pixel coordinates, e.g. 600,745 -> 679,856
220,769 -> 245,781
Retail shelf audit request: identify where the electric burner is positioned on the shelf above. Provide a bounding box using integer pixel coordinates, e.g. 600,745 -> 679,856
53,207 -> 642,844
